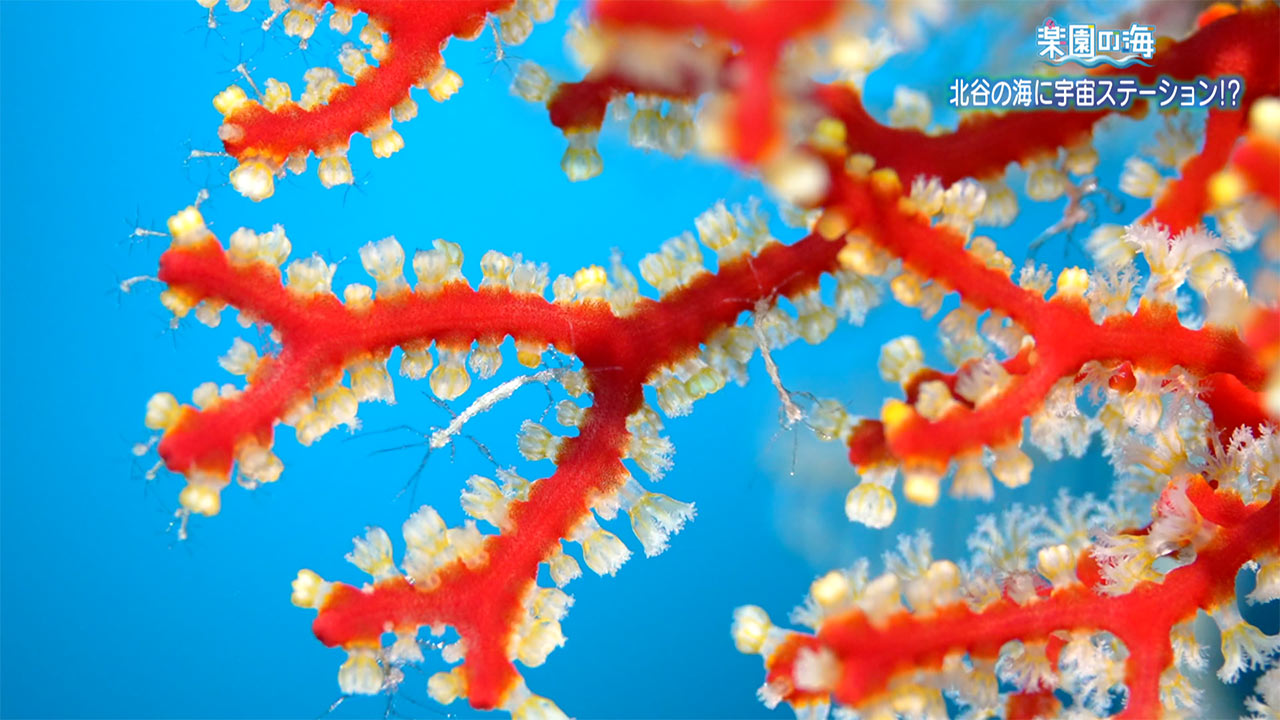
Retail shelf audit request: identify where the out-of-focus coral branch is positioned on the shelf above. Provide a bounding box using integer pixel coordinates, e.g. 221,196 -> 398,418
140,0 -> 1280,716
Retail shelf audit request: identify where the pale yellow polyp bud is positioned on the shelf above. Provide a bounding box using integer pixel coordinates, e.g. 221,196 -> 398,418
573,265 -> 608,301
731,605 -> 773,654
811,571 -> 851,609
428,67 -> 463,102
1087,224 -> 1134,267
237,443 -> 283,485
330,7 -> 354,33
838,233 -> 886,276
337,647 -> 383,695
547,547 -> 582,587
910,176 -> 945,216
860,573 -> 904,624
428,668 -> 466,705
283,7 -> 318,42
1120,157 -> 1162,198
902,466 -> 942,506
392,97 -> 418,122
845,153 -> 876,177
318,154 -> 354,188
1025,163 -> 1066,202
950,453 -> 993,500
810,117 -> 847,153
212,84 -> 250,116
512,61 -> 553,103
1055,267 -> 1089,299
219,337 -> 260,376
1036,544 -> 1077,590
347,527 -> 397,581
230,159 -> 276,202
992,442 -> 1033,487
338,44 -> 369,80
167,206 -> 207,244
561,128 -> 603,182
261,78 -> 291,111
764,151 -> 830,207
290,569 -> 330,609
369,126 -> 405,159
179,481 -> 222,517
1064,145 -> 1099,176
1208,170 -> 1245,208
879,336 -> 924,385
286,255 -> 336,296
870,168 -> 903,197
499,8 -> 533,45
1249,96 -> 1280,141
816,208 -> 851,240
430,347 -> 471,400
145,392 -> 182,430
880,399 -> 916,433
160,288 -> 197,317
512,694 -> 568,720
191,381 -> 218,409
516,339 -> 546,368
300,67 -> 340,109
846,481 -> 897,528
343,283 -> 373,309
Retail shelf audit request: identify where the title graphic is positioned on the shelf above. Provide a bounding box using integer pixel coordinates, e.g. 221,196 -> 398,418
1037,17 -> 1155,68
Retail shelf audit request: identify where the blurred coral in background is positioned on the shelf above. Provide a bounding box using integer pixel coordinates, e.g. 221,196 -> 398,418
111,0 -> 1280,717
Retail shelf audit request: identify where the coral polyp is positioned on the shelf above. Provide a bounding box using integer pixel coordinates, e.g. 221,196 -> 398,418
132,1 -> 1280,717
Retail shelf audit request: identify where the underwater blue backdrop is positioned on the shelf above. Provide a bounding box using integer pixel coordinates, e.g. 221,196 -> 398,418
0,2 -> 1262,718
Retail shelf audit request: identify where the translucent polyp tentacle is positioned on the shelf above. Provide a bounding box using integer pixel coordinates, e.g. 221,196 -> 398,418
826,163 -> 1267,509
150,188 -> 888,709
748,482 -> 1278,719
218,0 -> 518,198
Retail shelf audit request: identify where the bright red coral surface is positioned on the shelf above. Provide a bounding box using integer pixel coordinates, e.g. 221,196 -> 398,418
141,1 -> 1280,717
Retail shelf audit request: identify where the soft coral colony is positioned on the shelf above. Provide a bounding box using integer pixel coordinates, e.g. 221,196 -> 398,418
140,0 -> 1280,717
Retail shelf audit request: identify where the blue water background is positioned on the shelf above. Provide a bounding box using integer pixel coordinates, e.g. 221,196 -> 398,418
0,2 -> 1268,718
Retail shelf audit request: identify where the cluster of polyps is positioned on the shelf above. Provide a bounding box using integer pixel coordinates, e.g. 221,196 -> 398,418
142,0 -> 1280,715
727,99 -> 1280,716
822,120 -> 1277,529
206,0 -> 557,201
142,169 -> 924,708
736,477 -> 1279,719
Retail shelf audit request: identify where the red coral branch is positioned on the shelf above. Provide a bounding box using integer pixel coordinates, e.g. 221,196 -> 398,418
223,2 -> 502,159
589,0 -> 839,163
825,166 -> 1267,478
154,221 -> 842,488
1145,109 -> 1246,233
215,0 -> 524,199
760,481 -> 1278,718
1228,131 -> 1280,206
819,5 -> 1278,184
149,203 -> 847,707
311,377 -> 641,708
144,1 -> 1280,715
